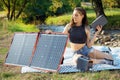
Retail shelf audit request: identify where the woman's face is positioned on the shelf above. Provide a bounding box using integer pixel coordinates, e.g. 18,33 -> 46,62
72,10 -> 84,24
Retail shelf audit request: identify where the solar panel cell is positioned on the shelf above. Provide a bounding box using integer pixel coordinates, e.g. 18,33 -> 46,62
5,33 -> 38,66
31,34 -> 68,71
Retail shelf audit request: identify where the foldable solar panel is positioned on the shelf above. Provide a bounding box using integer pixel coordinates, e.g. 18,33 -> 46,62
5,33 -> 38,66
31,34 -> 68,72
90,15 -> 108,31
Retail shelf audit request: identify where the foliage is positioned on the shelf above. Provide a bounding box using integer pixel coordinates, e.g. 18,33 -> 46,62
23,0 -> 52,24
104,8 -> 120,29
45,14 -> 71,25
0,1 -> 4,11
102,0 -> 118,8
7,21 -> 39,32
0,18 -> 39,32
22,0 -> 118,24
0,0 -> 30,20
1,0 -> 120,24
22,0 -> 81,24
49,0 -> 63,13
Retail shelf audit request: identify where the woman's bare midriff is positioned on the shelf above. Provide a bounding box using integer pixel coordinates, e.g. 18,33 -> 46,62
70,42 -> 86,51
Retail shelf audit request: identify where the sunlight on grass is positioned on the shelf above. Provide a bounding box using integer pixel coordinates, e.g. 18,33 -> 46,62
8,21 -> 39,32
45,14 -> 71,25
0,11 -> 7,17
105,8 -> 120,16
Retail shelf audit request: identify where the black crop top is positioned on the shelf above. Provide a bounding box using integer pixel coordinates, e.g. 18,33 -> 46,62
68,25 -> 87,43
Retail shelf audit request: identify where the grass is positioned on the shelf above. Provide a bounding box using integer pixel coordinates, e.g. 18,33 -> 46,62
0,48 -> 8,55
0,18 -> 39,33
0,66 -> 120,80
7,21 -> 39,32
45,14 -> 72,25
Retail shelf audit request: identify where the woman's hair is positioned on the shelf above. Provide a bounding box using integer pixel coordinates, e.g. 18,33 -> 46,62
69,7 -> 88,27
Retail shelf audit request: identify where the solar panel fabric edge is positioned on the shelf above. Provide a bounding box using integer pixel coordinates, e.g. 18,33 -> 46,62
5,32 -> 39,67
57,34 -> 68,72
30,33 -> 68,72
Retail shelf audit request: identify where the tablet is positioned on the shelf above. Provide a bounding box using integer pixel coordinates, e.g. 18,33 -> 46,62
90,15 -> 108,30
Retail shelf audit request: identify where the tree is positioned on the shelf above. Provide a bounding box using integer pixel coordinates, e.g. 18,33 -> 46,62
102,0 -> 118,8
23,0 -> 81,23
1,0 -> 30,20
1,0 -> 81,23
91,0 -> 105,17
23,0 -> 53,23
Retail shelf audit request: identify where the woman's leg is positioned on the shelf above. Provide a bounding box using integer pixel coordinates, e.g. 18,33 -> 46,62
88,49 -> 113,60
72,54 -> 83,65
72,54 -> 109,65
90,58 -> 108,64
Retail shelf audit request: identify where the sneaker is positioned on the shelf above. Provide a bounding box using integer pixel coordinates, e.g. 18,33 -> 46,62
102,46 -> 112,54
104,58 -> 114,65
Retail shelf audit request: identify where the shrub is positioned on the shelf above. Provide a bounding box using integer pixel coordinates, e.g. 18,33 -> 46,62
45,14 -> 71,26
7,21 -> 39,32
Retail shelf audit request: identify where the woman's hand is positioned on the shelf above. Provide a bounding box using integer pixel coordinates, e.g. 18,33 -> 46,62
95,25 -> 102,34
45,30 -> 53,34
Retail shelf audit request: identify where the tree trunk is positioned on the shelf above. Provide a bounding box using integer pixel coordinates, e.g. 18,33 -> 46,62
10,0 -> 17,20
15,0 -> 28,19
2,0 -> 11,20
116,0 -> 120,8
2,0 -> 29,20
92,0 -> 106,17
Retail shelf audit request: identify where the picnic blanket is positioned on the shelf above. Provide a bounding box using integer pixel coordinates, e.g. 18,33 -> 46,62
21,46 -> 120,73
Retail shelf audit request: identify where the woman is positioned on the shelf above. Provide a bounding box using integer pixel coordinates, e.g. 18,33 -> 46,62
46,7 -> 113,65
63,7 -> 113,65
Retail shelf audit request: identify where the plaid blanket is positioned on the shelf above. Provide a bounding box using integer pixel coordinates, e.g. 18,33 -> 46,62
21,46 -> 120,73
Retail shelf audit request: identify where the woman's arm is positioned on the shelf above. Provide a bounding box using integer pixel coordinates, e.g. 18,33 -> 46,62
86,25 -> 102,48
63,24 -> 70,34
45,29 -> 53,34
45,24 -> 70,34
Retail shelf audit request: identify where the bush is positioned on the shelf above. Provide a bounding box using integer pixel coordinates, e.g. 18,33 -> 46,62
45,14 -> 71,26
7,21 -> 39,32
